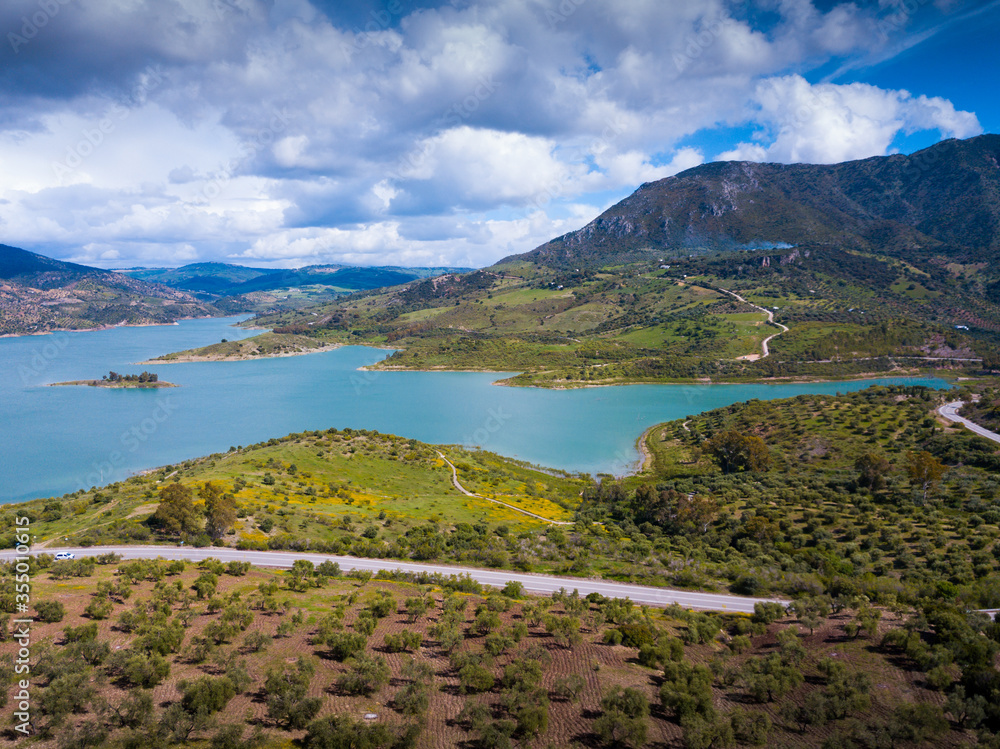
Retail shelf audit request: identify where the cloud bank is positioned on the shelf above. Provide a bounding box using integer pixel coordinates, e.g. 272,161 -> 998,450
0,0 -> 985,268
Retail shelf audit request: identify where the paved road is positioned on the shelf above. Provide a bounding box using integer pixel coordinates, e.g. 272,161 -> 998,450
0,546 -> 783,613
435,451 -> 573,525
937,401 -> 1000,445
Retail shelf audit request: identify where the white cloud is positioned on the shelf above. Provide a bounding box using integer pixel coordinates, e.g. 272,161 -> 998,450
0,0 -> 987,268
720,75 -> 981,164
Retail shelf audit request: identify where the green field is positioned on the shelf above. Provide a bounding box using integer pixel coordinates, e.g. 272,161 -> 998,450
201,244 -> 999,388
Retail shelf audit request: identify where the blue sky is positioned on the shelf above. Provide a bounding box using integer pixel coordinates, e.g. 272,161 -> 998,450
0,0 -> 995,270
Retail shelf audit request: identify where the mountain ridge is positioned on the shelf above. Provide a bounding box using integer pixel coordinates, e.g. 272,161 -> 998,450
0,244 -> 218,335
506,134 -> 1000,269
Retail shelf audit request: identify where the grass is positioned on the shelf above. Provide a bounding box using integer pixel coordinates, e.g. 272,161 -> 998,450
4,429 -> 582,556
151,332 -> 335,362
207,245 -> 999,388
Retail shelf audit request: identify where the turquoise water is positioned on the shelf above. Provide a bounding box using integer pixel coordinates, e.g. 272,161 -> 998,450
0,316 -> 949,503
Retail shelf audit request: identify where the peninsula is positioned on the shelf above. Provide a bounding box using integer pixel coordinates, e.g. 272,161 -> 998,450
144,331 -> 339,363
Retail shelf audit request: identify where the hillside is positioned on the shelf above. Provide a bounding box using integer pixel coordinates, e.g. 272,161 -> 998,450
122,262 -> 275,293
3,385 -> 1000,747
229,136 -> 1000,386
5,383 -> 999,605
0,556 -> 988,749
509,134 -> 1000,269
121,262 -> 473,296
147,332 -> 339,362
0,245 -> 217,336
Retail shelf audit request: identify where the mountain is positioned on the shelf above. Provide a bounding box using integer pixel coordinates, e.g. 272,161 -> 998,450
120,262 -> 473,296
0,245 -> 216,335
240,136 -> 1000,386
120,262 -> 275,293
509,134 -> 1000,268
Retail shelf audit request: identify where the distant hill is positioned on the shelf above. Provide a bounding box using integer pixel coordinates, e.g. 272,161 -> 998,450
121,262 -> 275,293
508,134 -> 1000,269
0,245 -> 216,336
0,243 -> 125,287
120,262 -> 473,296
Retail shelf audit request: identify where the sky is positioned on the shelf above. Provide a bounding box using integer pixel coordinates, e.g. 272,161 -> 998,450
0,0 -> 996,270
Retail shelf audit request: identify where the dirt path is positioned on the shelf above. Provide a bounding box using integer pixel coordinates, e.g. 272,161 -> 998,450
712,286 -> 789,359
435,451 -> 573,525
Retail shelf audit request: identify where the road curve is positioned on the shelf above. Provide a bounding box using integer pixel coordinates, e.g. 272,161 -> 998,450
435,451 -> 574,526
0,546 -> 783,613
937,401 -> 1000,445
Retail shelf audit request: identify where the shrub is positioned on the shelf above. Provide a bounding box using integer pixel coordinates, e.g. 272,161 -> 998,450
35,600 -> 65,623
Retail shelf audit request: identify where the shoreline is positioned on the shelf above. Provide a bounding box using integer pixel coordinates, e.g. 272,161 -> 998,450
636,425 -> 655,474
0,312 -> 245,339
49,380 -> 178,389
373,367 -> 949,389
140,341 -> 341,365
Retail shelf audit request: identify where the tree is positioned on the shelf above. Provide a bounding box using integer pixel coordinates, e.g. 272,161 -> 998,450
393,681 -> 430,718
729,708 -> 770,745
265,658 -> 322,728
459,662 -> 495,694
594,687 -> 649,748
107,692 -> 154,729
120,652 -> 170,688
178,676 -> 236,718
906,450 -> 947,501
552,673 -> 586,702
35,600 -> 65,623
704,431 -> 770,473
855,452 -> 891,490
789,597 -> 829,635
304,716 -> 398,749
681,712 -> 735,749
150,483 -> 201,536
744,654 -> 803,703
337,653 -> 390,696
210,725 -> 265,749
204,483 -> 237,540
660,660 -> 714,721
676,493 -> 720,533
404,596 -> 429,623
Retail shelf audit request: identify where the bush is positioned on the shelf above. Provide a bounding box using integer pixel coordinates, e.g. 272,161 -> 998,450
337,653 -> 390,696
35,600 -> 65,623
603,628 -> 623,645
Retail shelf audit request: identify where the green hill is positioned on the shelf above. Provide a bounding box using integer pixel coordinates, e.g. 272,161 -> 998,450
121,262 -> 473,296
228,136 -> 1000,386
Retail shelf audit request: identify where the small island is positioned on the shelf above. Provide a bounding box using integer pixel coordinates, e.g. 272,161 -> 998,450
50,370 -> 177,388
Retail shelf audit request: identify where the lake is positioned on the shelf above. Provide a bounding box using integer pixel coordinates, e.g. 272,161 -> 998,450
0,316 -> 949,503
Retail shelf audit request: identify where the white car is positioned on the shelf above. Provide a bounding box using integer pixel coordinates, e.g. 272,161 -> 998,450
54,552 -> 75,560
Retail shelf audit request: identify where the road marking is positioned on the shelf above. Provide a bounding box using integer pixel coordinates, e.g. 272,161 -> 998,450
2,545 -> 784,613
